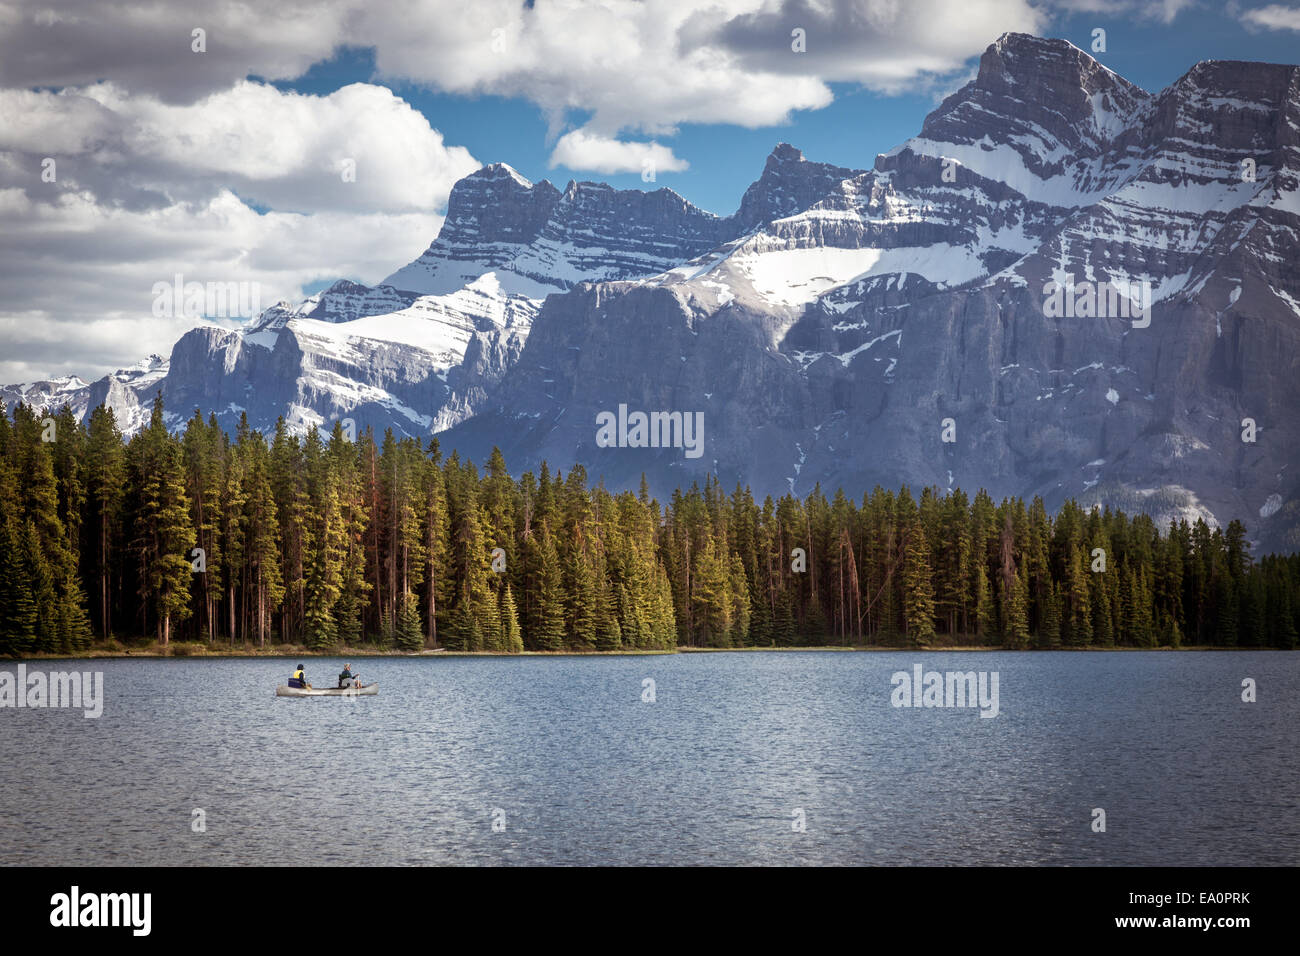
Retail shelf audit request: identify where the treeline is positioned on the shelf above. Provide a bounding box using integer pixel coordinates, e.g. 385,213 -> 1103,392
0,396 -> 1297,654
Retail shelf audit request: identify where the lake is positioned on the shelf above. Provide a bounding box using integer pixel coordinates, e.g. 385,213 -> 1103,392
0,651 -> 1295,865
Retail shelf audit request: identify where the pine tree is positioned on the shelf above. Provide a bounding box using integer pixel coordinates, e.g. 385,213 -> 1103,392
1037,582 -> 1062,649
0,514 -> 39,654
332,425 -> 371,647
1064,546 -> 1093,646
1000,565 -> 1031,648
242,434 -> 284,646
1090,567 -> 1114,647
973,560 -> 994,641
501,583 -> 523,653
127,397 -> 194,645
19,520 -> 56,653
302,429 -> 343,651
593,581 -> 623,651
269,417 -> 307,644
532,531 -> 567,651
897,490 -> 936,643
395,590 -> 423,651
83,405 -> 126,642
693,536 -> 732,647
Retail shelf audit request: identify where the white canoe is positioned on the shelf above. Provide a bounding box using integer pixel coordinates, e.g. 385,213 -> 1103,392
276,683 -> 378,697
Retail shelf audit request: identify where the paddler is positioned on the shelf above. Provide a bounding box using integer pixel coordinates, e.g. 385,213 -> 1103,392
289,664 -> 310,689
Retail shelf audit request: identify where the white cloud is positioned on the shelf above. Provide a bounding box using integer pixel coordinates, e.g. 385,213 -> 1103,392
0,79 -> 476,382
0,1 -> 1055,132
549,129 -> 689,175
0,0 -> 355,103
0,81 -> 478,214
359,0 -> 837,135
0,185 -> 446,382
1241,3 -> 1300,31
1037,0 -> 1197,21
693,0 -> 1046,95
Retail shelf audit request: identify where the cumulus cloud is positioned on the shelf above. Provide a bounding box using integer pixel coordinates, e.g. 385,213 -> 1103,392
0,0 -> 1059,132
0,79 -> 476,382
0,0 -> 356,103
1241,3 -> 1300,30
0,81 -> 478,214
549,129 -> 689,175
690,0 -> 1045,95
1036,0 -> 1199,23
359,0 -> 835,135
0,185 -> 448,382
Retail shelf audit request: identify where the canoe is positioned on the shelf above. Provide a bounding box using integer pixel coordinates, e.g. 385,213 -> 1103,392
275,683 -> 378,697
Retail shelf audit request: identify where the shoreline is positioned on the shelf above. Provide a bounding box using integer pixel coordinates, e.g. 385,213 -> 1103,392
3,643 -> 1283,661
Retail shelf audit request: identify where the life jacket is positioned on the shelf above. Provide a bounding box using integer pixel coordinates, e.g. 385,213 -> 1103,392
292,669 -> 305,685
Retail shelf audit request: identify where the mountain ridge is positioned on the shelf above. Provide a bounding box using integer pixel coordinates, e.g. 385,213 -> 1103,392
6,32 -> 1299,552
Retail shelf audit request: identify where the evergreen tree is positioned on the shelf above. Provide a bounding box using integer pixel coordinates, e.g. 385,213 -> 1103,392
4,399 -> 1297,658
501,583 -> 524,653
897,490 -> 936,643
531,531 -> 566,651
127,397 -> 194,644
1037,582 -> 1062,649
395,590 -> 423,651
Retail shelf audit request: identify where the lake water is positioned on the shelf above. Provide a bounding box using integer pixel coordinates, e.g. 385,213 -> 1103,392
0,651 -> 1296,866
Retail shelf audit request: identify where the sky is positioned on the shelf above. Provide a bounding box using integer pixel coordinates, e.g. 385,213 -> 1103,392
2,0 -> 1299,383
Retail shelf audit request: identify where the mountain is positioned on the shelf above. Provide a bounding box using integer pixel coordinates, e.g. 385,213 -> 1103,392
1,354 -> 167,435
6,33 -> 1300,552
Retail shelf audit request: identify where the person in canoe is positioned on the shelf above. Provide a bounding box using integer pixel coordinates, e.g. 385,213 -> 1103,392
288,664 -> 311,690
338,663 -> 359,689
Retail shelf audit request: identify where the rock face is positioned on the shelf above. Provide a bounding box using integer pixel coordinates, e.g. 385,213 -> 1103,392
446,34 -> 1300,553
6,33 -> 1300,551
383,162 -> 734,296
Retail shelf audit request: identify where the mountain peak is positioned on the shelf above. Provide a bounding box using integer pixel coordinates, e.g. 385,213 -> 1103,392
975,32 -> 1145,101
907,32 -> 1149,189
475,162 -> 534,188
1170,57 -> 1299,100
767,142 -> 806,165
736,144 -> 859,228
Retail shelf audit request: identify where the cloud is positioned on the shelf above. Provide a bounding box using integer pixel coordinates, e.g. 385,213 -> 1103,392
1036,0 -> 1197,21
0,81 -> 478,214
1241,3 -> 1300,30
0,0 -> 357,103
0,79 -> 477,382
549,129 -> 689,175
358,0 -> 836,135
0,185 -> 448,383
0,1 -> 1054,132
692,0 -> 1045,95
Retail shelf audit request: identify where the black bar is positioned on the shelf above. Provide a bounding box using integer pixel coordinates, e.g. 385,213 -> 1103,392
4,865 -> 1287,942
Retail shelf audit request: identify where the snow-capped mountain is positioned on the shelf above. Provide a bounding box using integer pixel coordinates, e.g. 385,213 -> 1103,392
1,354 -> 167,435
6,33 -> 1300,551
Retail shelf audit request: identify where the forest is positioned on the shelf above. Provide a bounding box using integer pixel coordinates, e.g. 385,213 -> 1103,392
1,396 -> 1297,655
